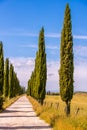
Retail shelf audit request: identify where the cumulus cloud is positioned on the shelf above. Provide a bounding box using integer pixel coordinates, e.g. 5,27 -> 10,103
9,57 -> 59,91
74,62 -> 87,91
46,61 -> 59,91
9,57 -> 35,87
47,61 -> 59,80
74,45 -> 87,58
8,53 -> 87,92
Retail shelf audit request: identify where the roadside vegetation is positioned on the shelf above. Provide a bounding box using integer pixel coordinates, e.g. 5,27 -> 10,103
0,95 -> 22,112
27,93 -> 87,130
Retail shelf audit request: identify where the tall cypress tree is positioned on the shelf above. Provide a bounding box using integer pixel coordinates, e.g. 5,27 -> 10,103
0,42 -> 4,109
9,64 -> 14,98
4,58 -> 9,97
59,4 -> 74,116
9,63 -> 23,98
27,27 -> 47,105
36,27 -> 47,104
0,42 -> 4,95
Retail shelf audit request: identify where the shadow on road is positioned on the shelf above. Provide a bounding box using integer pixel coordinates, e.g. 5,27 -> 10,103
0,125 -> 52,129
0,115 -> 36,118
2,110 -> 34,113
10,107 -> 32,108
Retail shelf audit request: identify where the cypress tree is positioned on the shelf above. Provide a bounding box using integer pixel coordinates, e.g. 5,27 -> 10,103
9,63 -> 23,97
0,42 -> 4,109
59,4 -> 74,116
0,42 -> 4,95
36,27 -> 47,104
27,27 -> 47,105
27,71 -> 35,97
9,64 -> 14,98
4,58 -> 9,98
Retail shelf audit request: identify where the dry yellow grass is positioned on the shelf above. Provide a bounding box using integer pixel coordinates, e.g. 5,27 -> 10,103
28,93 -> 87,130
54,119 -> 83,130
3,96 -> 21,110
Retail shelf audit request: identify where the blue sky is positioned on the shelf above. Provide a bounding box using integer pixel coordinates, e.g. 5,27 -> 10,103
0,0 -> 87,92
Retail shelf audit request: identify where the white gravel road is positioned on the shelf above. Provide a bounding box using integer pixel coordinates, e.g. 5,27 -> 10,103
0,96 -> 52,130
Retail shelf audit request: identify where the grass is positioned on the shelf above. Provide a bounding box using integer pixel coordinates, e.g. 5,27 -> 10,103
2,96 -> 21,110
27,93 -> 87,130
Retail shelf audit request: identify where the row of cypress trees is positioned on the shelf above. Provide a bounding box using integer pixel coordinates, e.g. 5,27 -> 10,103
27,4 -> 74,116
27,27 -> 47,105
0,42 -> 24,109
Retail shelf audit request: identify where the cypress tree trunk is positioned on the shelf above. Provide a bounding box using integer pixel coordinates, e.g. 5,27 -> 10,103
65,101 -> 70,116
59,4 -> 74,116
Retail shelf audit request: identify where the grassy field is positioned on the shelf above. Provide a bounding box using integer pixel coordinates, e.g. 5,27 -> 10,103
28,93 -> 87,130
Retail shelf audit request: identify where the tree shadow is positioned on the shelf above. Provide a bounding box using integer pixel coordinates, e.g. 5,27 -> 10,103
0,125 -> 52,129
10,103 -> 32,106
0,115 -> 36,118
10,107 -> 32,108
2,110 -> 34,113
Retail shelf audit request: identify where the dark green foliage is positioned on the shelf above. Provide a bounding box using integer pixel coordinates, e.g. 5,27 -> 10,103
0,92 -> 3,109
0,42 -> 4,110
4,58 -> 9,97
0,42 -> 4,95
59,4 -> 74,116
36,27 -> 47,104
0,42 -> 24,103
27,27 -> 47,105
9,64 -> 14,98
9,63 -> 23,98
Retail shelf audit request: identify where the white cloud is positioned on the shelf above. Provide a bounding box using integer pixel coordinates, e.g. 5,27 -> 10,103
8,51 -> 87,92
45,33 -> 87,40
47,61 -> 59,81
74,63 -> 87,91
1,30 -> 87,40
9,57 -> 35,87
20,44 -> 37,49
45,33 -> 60,38
46,45 -> 59,50
74,45 -> 87,58
46,61 -> 59,92
74,35 -> 87,40
0,31 -> 61,38
20,44 -> 59,50
0,32 -> 38,37
9,57 -> 59,91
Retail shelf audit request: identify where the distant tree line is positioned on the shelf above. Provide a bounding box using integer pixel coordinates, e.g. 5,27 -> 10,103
0,42 -> 24,109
